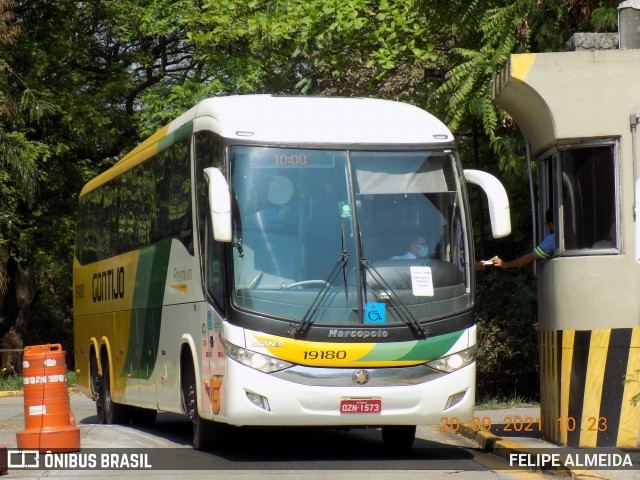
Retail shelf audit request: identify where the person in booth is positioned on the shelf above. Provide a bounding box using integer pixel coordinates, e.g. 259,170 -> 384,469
491,209 -> 555,269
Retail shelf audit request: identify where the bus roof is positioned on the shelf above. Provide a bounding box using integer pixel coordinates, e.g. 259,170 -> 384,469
179,95 -> 453,144
80,95 -> 454,196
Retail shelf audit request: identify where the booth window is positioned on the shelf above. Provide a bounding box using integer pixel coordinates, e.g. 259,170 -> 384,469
559,143 -> 618,253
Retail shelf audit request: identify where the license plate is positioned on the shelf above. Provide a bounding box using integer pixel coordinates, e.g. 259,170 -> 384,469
340,399 -> 382,414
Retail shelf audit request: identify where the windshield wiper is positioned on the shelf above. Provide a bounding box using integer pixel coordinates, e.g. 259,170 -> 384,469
294,216 -> 352,339
293,250 -> 350,339
361,259 -> 428,339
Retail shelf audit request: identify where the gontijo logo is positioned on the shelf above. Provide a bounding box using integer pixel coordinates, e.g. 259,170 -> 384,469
92,266 -> 125,302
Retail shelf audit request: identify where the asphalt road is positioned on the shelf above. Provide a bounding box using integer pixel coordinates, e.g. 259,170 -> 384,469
0,391 -> 562,479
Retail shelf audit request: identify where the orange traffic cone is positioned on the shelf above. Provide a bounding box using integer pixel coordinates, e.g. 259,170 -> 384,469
16,344 -> 80,452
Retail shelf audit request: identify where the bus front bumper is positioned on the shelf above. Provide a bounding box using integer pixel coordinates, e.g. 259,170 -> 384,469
211,359 -> 476,427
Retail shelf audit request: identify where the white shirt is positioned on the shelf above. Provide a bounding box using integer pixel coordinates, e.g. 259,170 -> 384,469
391,252 -> 418,260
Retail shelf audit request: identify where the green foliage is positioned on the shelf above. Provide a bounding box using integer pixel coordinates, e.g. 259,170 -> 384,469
0,371 -> 77,391
591,6 -> 618,32
0,373 -> 22,391
0,0 -> 131,361
623,369 -> 640,407
491,135 -> 522,174
435,2 -> 527,137
476,394 -> 538,409
0,131 -> 45,207
433,0 -> 570,146
475,266 -> 539,399
182,0 -> 437,100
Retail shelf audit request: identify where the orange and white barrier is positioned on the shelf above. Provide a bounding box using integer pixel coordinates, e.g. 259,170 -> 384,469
16,344 -> 80,452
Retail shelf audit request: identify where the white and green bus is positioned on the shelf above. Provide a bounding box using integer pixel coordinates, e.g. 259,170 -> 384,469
73,95 -> 510,450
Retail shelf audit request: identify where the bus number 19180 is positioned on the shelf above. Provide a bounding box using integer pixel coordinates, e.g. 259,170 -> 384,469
303,350 -> 347,360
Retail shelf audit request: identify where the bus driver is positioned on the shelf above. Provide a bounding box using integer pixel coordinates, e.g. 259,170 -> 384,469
391,235 -> 429,260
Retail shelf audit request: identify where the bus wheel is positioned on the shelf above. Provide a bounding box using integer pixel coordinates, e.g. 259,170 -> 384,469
90,353 -> 105,422
181,361 -> 217,450
100,356 -> 131,425
381,425 -> 416,451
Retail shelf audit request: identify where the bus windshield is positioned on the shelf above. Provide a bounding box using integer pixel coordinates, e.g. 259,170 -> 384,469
228,146 -> 470,326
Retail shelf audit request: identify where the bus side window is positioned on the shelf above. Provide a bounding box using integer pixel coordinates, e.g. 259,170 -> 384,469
195,131 -> 225,309
207,221 -> 225,309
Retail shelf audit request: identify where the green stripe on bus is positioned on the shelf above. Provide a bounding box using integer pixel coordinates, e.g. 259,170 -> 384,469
125,239 -> 172,380
357,330 -> 465,362
133,239 -> 172,309
158,121 -> 193,154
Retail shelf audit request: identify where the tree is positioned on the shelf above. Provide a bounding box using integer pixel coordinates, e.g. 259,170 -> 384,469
0,0 -> 137,361
176,0 -> 441,103
0,0 -> 48,361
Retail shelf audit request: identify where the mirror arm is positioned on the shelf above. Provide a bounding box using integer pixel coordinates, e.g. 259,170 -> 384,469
464,169 -> 511,238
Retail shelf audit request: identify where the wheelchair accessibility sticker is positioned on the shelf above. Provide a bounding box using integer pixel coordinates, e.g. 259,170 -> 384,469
365,302 -> 386,324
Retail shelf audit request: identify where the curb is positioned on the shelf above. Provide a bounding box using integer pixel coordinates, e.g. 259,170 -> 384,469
0,387 -> 78,398
0,391 -> 22,398
461,424 -> 611,479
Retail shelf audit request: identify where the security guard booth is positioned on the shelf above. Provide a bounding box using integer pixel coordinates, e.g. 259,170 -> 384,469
492,47 -> 640,447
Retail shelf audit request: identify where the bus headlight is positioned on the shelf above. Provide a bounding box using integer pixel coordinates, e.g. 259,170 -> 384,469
223,340 -> 293,373
426,345 -> 477,373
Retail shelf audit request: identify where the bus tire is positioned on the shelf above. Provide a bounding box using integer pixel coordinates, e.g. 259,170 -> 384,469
89,351 -> 104,420
181,357 -> 214,450
193,403 -> 215,451
99,352 -> 131,425
181,355 -> 230,450
381,425 -> 416,451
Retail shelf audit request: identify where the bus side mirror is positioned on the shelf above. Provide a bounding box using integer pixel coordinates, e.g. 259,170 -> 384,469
203,167 -> 232,242
463,169 -> 511,238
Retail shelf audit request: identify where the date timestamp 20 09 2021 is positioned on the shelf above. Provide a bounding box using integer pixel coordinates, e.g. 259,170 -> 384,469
440,416 -> 608,433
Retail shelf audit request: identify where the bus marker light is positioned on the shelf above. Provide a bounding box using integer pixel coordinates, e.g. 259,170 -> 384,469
246,391 -> 270,411
444,390 -> 467,410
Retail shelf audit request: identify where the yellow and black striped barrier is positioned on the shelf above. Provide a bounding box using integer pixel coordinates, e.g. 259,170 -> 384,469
540,328 -> 640,447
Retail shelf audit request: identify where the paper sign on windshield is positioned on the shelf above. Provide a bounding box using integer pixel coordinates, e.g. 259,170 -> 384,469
410,266 -> 434,297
